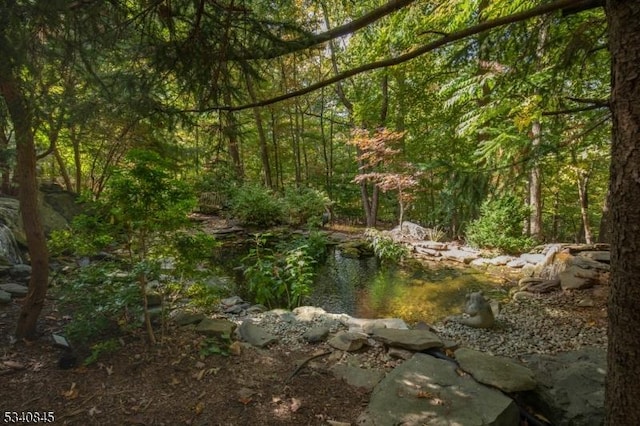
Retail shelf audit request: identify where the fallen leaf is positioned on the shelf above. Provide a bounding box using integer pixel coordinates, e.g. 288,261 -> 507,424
105,365 -> 114,375
193,401 -> 204,415
63,382 -> 79,400
88,406 -> 102,416
290,397 -> 302,412
3,360 -> 25,370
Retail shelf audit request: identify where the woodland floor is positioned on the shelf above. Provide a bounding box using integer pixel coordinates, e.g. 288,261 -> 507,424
1,298 -> 369,426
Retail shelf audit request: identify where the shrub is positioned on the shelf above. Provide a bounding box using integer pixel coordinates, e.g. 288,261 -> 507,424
282,187 -> 330,227
242,233 -> 320,309
465,195 -> 534,254
365,228 -> 409,264
229,184 -> 285,227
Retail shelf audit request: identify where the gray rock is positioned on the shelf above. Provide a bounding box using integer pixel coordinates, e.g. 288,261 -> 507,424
455,347 -> 537,392
0,283 -> 28,297
520,253 -> 546,265
224,302 -> 251,314
387,347 -> 414,360
347,317 -> 409,334
195,318 -> 236,338
571,256 -> 610,271
220,295 -> 244,307
238,320 -> 279,348
372,328 -> 443,351
522,347 -> 605,426
171,310 -> 206,326
328,331 -> 368,352
487,255 -> 517,266
579,251 -> 610,263
330,364 -> 385,392
303,326 -> 330,343
9,264 -> 31,280
0,289 -> 11,304
559,266 -> 600,290
358,353 -> 519,426
507,258 -> 527,268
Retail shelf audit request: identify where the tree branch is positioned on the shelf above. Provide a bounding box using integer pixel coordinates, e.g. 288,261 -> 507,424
238,0 -> 418,60
192,0 -> 587,112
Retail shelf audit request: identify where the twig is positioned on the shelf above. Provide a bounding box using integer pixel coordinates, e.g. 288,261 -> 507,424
286,351 -> 331,383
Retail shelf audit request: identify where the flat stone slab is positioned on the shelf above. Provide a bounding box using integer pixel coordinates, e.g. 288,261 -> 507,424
327,331 -> 368,352
372,328 -> 443,351
238,320 -> 278,348
195,318 -> 236,338
346,317 -> 409,334
0,283 -> 28,297
359,353 -> 519,426
0,289 -> 11,304
330,364 -> 385,392
455,347 -> 536,392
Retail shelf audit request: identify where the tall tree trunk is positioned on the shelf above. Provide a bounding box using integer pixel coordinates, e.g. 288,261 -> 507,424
529,120 -> 543,241
222,67 -> 243,181
0,69 -> 50,339
597,187 -> 610,243
605,1 -> 640,424
576,169 -> 592,244
242,68 -> 272,188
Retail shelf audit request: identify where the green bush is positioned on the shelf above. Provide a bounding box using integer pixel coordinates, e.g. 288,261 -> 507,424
365,228 -> 409,264
229,184 -> 285,227
465,195 -> 534,254
282,187 -> 330,227
242,233 -> 320,309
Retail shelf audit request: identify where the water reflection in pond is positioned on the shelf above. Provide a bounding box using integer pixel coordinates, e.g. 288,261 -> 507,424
310,247 -> 503,324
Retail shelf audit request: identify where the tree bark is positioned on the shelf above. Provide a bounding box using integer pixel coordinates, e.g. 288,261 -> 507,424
0,69 -> 50,339
605,1 -> 640,424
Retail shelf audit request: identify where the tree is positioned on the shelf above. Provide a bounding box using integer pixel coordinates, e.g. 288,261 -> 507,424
603,1 -> 640,424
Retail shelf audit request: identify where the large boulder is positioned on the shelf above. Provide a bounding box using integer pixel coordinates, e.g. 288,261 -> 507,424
358,353 -> 519,426
522,347 -> 606,426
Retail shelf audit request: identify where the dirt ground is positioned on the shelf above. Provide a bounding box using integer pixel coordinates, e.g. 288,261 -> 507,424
0,300 -> 369,426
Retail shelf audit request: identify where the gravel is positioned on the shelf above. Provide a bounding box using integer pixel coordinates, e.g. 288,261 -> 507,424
221,290 -> 608,362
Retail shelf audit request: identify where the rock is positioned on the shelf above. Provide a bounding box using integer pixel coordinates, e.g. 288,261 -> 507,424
518,278 -> 561,293
559,266 -> 600,290
579,251 -> 610,263
195,318 -> 236,338
487,255 -> 517,266
522,347 -> 605,426
330,364 -> 385,392
0,289 -> 11,304
571,256 -> 610,271
371,328 -> 443,351
506,258 -> 528,268
0,283 -> 28,297
512,290 -> 536,301
455,347 -> 537,392
328,331 -> 368,352
387,347 -> 414,360
220,295 -> 244,307
238,320 -> 279,348
441,248 -> 479,264
224,303 -> 251,314
520,253 -> 546,265
358,353 -> 519,426
303,326 -> 330,343
171,310 -> 206,326
8,264 -> 31,280
346,317 -> 409,334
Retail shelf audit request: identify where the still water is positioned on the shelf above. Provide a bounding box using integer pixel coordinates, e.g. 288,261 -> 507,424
310,248 -> 503,324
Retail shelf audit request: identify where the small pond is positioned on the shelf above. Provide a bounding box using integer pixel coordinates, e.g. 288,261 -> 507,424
309,248 -> 505,324
211,240 -> 506,324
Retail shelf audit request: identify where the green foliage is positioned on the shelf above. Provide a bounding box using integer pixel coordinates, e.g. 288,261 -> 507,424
365,228 -> 409,264
172,231 -> 219,272
465,195 -> 534,254
48,212 -> 115,257
185,281 -> 223,309
199,335 -> 231,358
56,263 -> 142,346
282,187 -> 331,227
229,184 -> 285,227
107,149 -> 197,260
84,339 -> 121,366
242,233 -> 322,309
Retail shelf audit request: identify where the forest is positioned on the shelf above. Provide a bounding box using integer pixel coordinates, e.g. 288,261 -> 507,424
1,1 -> 639,425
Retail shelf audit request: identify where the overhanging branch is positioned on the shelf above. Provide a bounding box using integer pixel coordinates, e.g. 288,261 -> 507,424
203,0 -> 588,112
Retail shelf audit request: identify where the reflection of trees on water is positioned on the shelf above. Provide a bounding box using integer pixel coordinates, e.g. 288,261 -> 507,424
310,248 -> 498,322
